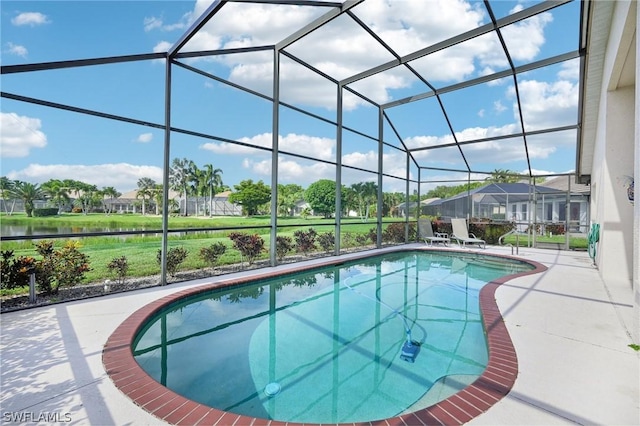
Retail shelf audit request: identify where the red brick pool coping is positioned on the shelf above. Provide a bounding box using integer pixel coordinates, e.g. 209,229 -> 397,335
103,248 -> 546,426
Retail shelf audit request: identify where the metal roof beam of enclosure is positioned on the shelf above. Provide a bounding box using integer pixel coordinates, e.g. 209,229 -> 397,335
1,92 -> 165,130
335,84 -> 343,254
173,59 -> 376,141
173,45 -> 274,60
168,0 -> 225,58
0,53 -> 165,75
341,0 -> 570,86
382,51 -> 580,110
407,124 -> 579,153
276,0 -> 364,51
279,50 -> 339,84
227,0 -> 342,5
435,93 -> 471,173
382,111 -> 419,169
173,60 -> 274,103
484,0 -> 533,176
347,9 -> 440,98
270,49 -> 280,267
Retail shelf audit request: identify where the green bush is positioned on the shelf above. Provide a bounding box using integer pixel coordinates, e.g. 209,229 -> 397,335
317,231 -> 335,253
294,228 -> 317,255
199,242 -> 227,268
0,250 -> 36,290
107,256 -> 129,284
32,240 -> 92,294
54,241 -> 92,289
545,223 -> 565,235
33,208 -> 59,217
228,232 -> 265,265
382,222 -> 416,243
275,236 -> 294,261
156,246 -> 189,277
367,228 -> 378,244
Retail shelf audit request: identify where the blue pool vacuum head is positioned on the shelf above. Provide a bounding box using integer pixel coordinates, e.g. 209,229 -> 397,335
400,340 -> 420,362
400,327 -> 421,362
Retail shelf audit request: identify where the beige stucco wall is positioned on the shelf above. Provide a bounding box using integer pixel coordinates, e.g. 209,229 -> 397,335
589,1 -> 638,341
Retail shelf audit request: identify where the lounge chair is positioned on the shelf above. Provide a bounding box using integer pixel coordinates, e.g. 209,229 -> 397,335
450,218 -> 486,249
420,220 -> 450,246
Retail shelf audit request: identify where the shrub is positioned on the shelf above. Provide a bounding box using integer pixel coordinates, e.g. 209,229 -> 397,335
294,228 -> 317,255
199,242 -> 227,268
228,232 -> 265,265
156,246 -> 189,277
275,236 -> 294,261
367,228 -> 378,244
54,241 -> 92,289
317,231 -> 335,253
382,222 -> 416,243
34,241 -> 56,294
33,208 -> 59,217
0,250 -> 36,290
30,240 -> 91,294
107,256 -> 129,284
341,232 -> 355,248
355,233 -> 369,246
545,223 -> 565,235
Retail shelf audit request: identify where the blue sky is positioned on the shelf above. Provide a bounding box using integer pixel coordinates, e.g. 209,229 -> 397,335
0,0 -> 581,194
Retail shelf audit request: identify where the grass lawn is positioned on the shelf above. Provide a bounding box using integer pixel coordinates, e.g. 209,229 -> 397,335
0,212 -> 400,229
501,233 -> 588,250
1,213 -> 407,296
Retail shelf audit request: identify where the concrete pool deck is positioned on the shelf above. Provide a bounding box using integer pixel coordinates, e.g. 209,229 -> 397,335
1,245 -> 638,425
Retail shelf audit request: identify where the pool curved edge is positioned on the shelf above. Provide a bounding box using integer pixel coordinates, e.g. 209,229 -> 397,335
102,248 -> 547,426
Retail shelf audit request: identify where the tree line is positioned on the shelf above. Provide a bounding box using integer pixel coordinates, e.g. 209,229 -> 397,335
0,164 -> 528,218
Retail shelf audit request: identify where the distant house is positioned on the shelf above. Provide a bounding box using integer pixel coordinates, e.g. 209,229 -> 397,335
422,179 -> 590,234
291,199 -> 312,216
103,189 -> 242,216
185,191 -> 242,216
396,198 -> 440,218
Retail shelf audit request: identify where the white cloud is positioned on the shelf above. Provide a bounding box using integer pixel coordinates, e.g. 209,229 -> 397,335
557,58 -> 580,80
6,163 -> 163,192
144,12 -> 191,32
0,112 -> 47,157
6,42 -> 28,57
242,156 -> 333,185
151,0 -> 557,112
11,12 -> 50,26
144,16 -> 163,32
153,41 -> 172,53
200,133 -> 335,161
136,133 -> 153,143
493,100 -> 506,113
514,79 -> 579,130
500,11 -> 553,61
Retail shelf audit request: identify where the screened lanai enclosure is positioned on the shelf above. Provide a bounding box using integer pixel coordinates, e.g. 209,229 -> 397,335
1,0 -> 586,283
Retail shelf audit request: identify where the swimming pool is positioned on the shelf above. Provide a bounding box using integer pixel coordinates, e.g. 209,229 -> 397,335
123,250 -> 537,424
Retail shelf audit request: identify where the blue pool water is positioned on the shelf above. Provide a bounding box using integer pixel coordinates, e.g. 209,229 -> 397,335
133,251 -> 532,423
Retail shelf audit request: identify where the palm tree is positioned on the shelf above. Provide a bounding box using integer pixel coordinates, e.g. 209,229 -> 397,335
188,165 -> 204,217
169,157 -> 194,216
101,186 -> 121,215
136,177 -> 156,216
151,184 -> 163,215
0,177 -> 16,215
41,179 -> 70,214
351,181 -> 378,221
74,183 -> 100,214
12,181 -> 44,217
201,164 -> 223,217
